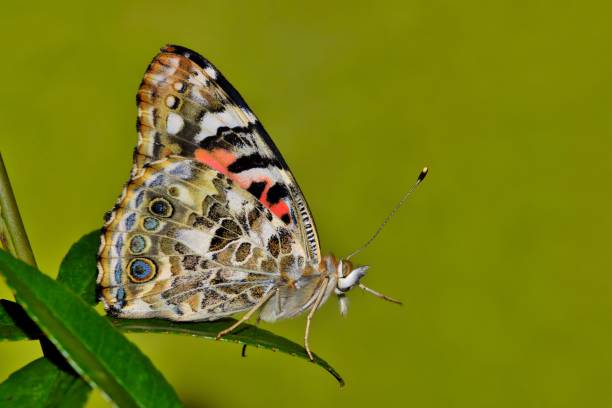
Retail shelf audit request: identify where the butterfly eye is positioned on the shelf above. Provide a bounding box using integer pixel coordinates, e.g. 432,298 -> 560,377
342,260 -> 352,277
149,197 -> 173,218
127,258 -> 157,283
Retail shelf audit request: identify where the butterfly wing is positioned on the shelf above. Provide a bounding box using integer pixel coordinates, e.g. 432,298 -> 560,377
135,45 -> 320,263
97,156 -> 311,321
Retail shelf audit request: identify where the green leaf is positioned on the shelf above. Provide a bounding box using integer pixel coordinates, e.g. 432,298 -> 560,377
0,357 -> 90,407
111,318 -> 345,386
0,228 -> 99,404
0,299 -> 41,341
0,304 -> 91,407
56,230 -> 100,305
0,153 -> 91,407
0,250 -> 183,408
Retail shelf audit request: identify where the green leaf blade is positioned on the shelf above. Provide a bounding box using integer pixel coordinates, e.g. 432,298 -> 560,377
0,357 -> 90,407
0,250 -> 183,408
112,317 -> 345,386
57,230 -> 100,306
0,299 -> 41,341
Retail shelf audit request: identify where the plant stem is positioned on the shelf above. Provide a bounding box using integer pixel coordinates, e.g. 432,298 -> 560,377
0,154 -> 74,398
0,153 -> 37,267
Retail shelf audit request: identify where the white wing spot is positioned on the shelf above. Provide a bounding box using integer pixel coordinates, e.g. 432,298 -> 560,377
176,229 -> 212,254
166,112 -> 184,135
194,109 -> 244,142
173,81 -> 185,92
204,66 -> 217,79
165,95 -> 177,108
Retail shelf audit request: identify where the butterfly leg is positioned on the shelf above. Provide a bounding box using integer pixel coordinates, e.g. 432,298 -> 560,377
304,277 -> 329,361
241,317 -> 262,357
216,288 -> 277,340
358,283 -> 402,305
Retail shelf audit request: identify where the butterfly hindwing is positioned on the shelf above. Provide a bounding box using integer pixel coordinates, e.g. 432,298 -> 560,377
97,156 -> 311,321
135,45 -> 320,263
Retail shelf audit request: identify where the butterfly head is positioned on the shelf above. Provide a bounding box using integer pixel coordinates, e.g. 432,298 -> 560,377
326,167 -> 428,315
332,258 -> 369,316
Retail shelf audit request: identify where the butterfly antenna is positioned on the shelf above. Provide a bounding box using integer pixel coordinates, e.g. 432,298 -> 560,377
345,166 -> 429,261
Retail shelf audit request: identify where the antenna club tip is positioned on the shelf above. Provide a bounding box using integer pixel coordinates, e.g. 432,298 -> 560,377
418,166 -> 429,182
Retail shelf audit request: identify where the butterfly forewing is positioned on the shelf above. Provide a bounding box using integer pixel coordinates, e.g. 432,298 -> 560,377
97,156 -> 310,321
135,45 -> 320,263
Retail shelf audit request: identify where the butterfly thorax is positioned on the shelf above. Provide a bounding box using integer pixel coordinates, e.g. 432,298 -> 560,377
258,254 -> 368,322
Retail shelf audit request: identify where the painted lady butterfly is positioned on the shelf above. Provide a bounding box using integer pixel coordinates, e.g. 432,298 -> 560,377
97,45 -> 426,359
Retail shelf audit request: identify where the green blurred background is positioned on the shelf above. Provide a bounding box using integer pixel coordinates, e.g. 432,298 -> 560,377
2,1 -> 612,406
